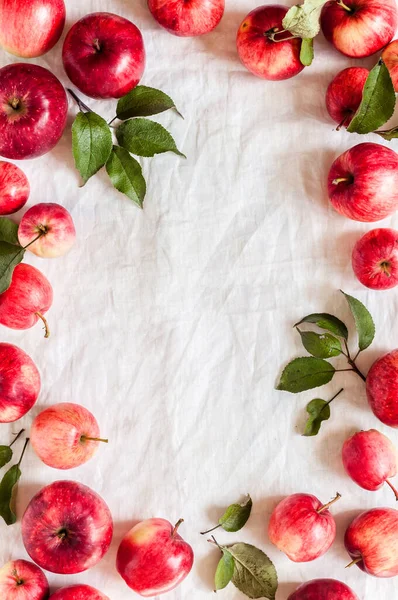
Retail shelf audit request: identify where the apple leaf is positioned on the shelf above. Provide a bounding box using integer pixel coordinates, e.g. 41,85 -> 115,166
304,398 -> 330,436
106,146 -> 146,208
215,548 -> 235,591
347,60 -> 396,135
117,118 -> 186,158
283,0 -> 329,38
341,291 -> 375,352
72,112 -> 113,185
0,218 -> 20,246
300,38 -> 314,66
219,494 -> 253,532
0,438 -> 28,526
228,543 -> 278,600
296,328 -> 342,358
376,126 -> 398,141
277,357 -> 335,393
0,242 -> 25,295
294,313 -> 348,340
0,446 -> 12,469
116,86 -> 182,120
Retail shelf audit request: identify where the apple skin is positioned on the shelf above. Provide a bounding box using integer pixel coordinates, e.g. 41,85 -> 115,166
366,350 -> 398,428
0,342 -> 41,423
268,493 -> 337,562
325,67 -> 368,129
383,40 -> 398,92
0,63 -> 68,160
345,507 -> 398,577
328,143 -> 398,222
288,578 -> 359,600
18,203 -> 76,258
117,518 -> 194,596
50,585 -> 109,600
0,559 -> 49,600
352,228 -> 398,290
147,0 -> 224,36
0,161 -> 30,215
62,12 -> 145,100
22,480 -> 113,575
236,5 -> 304,81
321,0 -> 397,58
31,402 -> 104,470
0,0 -> 65,58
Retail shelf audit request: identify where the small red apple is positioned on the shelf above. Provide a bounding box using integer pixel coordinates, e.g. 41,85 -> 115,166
0,0 -> 65,58
325,67 -> 368,129
0,342 -> 40,423
383,40 -> 398,92
0,263 -> 53,337
50,585 -> 109,600
328,143 -> 398,222
345,507 -> 398,577
321,0 -> 397,58
236,5 -> 304,81
352,228 -> 398,290
0,559 -> 49,600
0,161 -> 30,215
117,518 -> 194,596
268,492 -> 340,562
366,349 -> 398,428
288,578 -> 359,600
148,0 -> 224,36
22,480 -> 113,575
18,203 -> 76,258
62,12 -> 145,100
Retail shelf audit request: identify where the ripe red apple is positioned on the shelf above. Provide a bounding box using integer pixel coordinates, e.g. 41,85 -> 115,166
31,402 -> 107,470
148,0 -> 224,36
366,349 -> 398,427
328,143 -> 398,222
288,578 -> 359,600
0,0 -> 65,58
0,342 -> 40,423
18,203 -> 76,258
0,559 -> 49,599
352,228 -> 398,290
383,40 -> 398,92
325,67 -> 368,129
22,480 -> 113,575
62,12 -> 145,100
268,492 -> 340,562
0,263 -> 53,337
0,161 -> 30,215
117,518 -> 194,596
50,585 -> 109,600
345,507 -> 398,577
236,5 -> 304,81
0,63 -> 67,160
321,0 -> 397,58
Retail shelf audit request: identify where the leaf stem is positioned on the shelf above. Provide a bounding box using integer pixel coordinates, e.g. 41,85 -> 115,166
317,492 -> 341,513
325,388 -> 344,406
208,535 -> 223,551
200,523 -> 221,535
17,438 -> 29,467
67,89 -> 93,113
386,479 -> 398,501
108,116 -> 118,126
22,230 -> 45,251
9,429 -> 24,448
35,312 -> 50,339
347,360 -> 366,382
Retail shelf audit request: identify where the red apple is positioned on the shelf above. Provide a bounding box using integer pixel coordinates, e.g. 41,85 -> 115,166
117,518 -> 194,596
0,63 -> 68,160
383,40 -> 398,92
328,143 -> 398,222
18,203 -> 76,258
0,342 -> 40,423
0,0 -> 65,58
0,263 -> 53,337
31,402 -> 107,470
268,492 -> 340,562
325,67 -> 368,129
22,480 -> 113,575
366,349 -> 398,428
0,559 -> 49,600
148,0 -> 224,36
50,585 -> 109,600
321,0 -> 397,58
345,507 -> 398,577
288,579 -> 359,600
62,12 -> 145,100
0,161 -> 29,215
352,228 -> 398,290
236,5 -> 304,81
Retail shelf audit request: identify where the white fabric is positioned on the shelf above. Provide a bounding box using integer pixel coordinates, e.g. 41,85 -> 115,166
1,1 -> 398,598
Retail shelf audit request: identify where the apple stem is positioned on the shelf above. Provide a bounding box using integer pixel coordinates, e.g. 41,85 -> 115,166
17,438 -> 29,467
35,312 -> 50,338
200,523 -> 221,535
336,113 -> 351,131
80,435 -> 109,444
386,479 -> 398,501
172,518 -> 184,538
67,89 -> 94,114
317,492 -> 341,513
346,557 -> 362,568
9,429 -> 25,448
380,261 -> 392,277
336,0 -> 352,11
332,177 -> 350,185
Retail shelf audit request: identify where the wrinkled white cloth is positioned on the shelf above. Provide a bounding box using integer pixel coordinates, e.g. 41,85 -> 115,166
1,0 -> 398,598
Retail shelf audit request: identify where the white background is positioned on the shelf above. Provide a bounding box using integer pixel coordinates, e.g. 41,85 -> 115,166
1,0 -> 398,598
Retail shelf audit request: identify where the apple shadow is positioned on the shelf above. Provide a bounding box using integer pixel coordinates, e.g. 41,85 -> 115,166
197,10 -> 248,63
17,482 -> 47,517
98,518 -> 141,581
277,581 -> 301,599
299,148 -> 338,212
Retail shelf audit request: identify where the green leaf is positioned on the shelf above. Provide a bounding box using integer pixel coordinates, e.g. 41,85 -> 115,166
296,328 -> 342,358
228,543 -> 278,600
0,438 -> 28,526
347,60 -> 396,135
0,218 -> 20,246
341,291 -> 375,351
303,399 -> 330,436
215,549 -> 235,591
0,446 -> 12,469
376,126 -> 398,141
116,118 -> 186,158
106,146 -> 146,208
300,38 -> 314,66
0,242 -> 25,294
282,0 -> 329,38
294,313 -> 348,340
219,495 -> 253,532
116,86 -> 182,120
72,112 -> 113,185
277,357 -> 335,393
